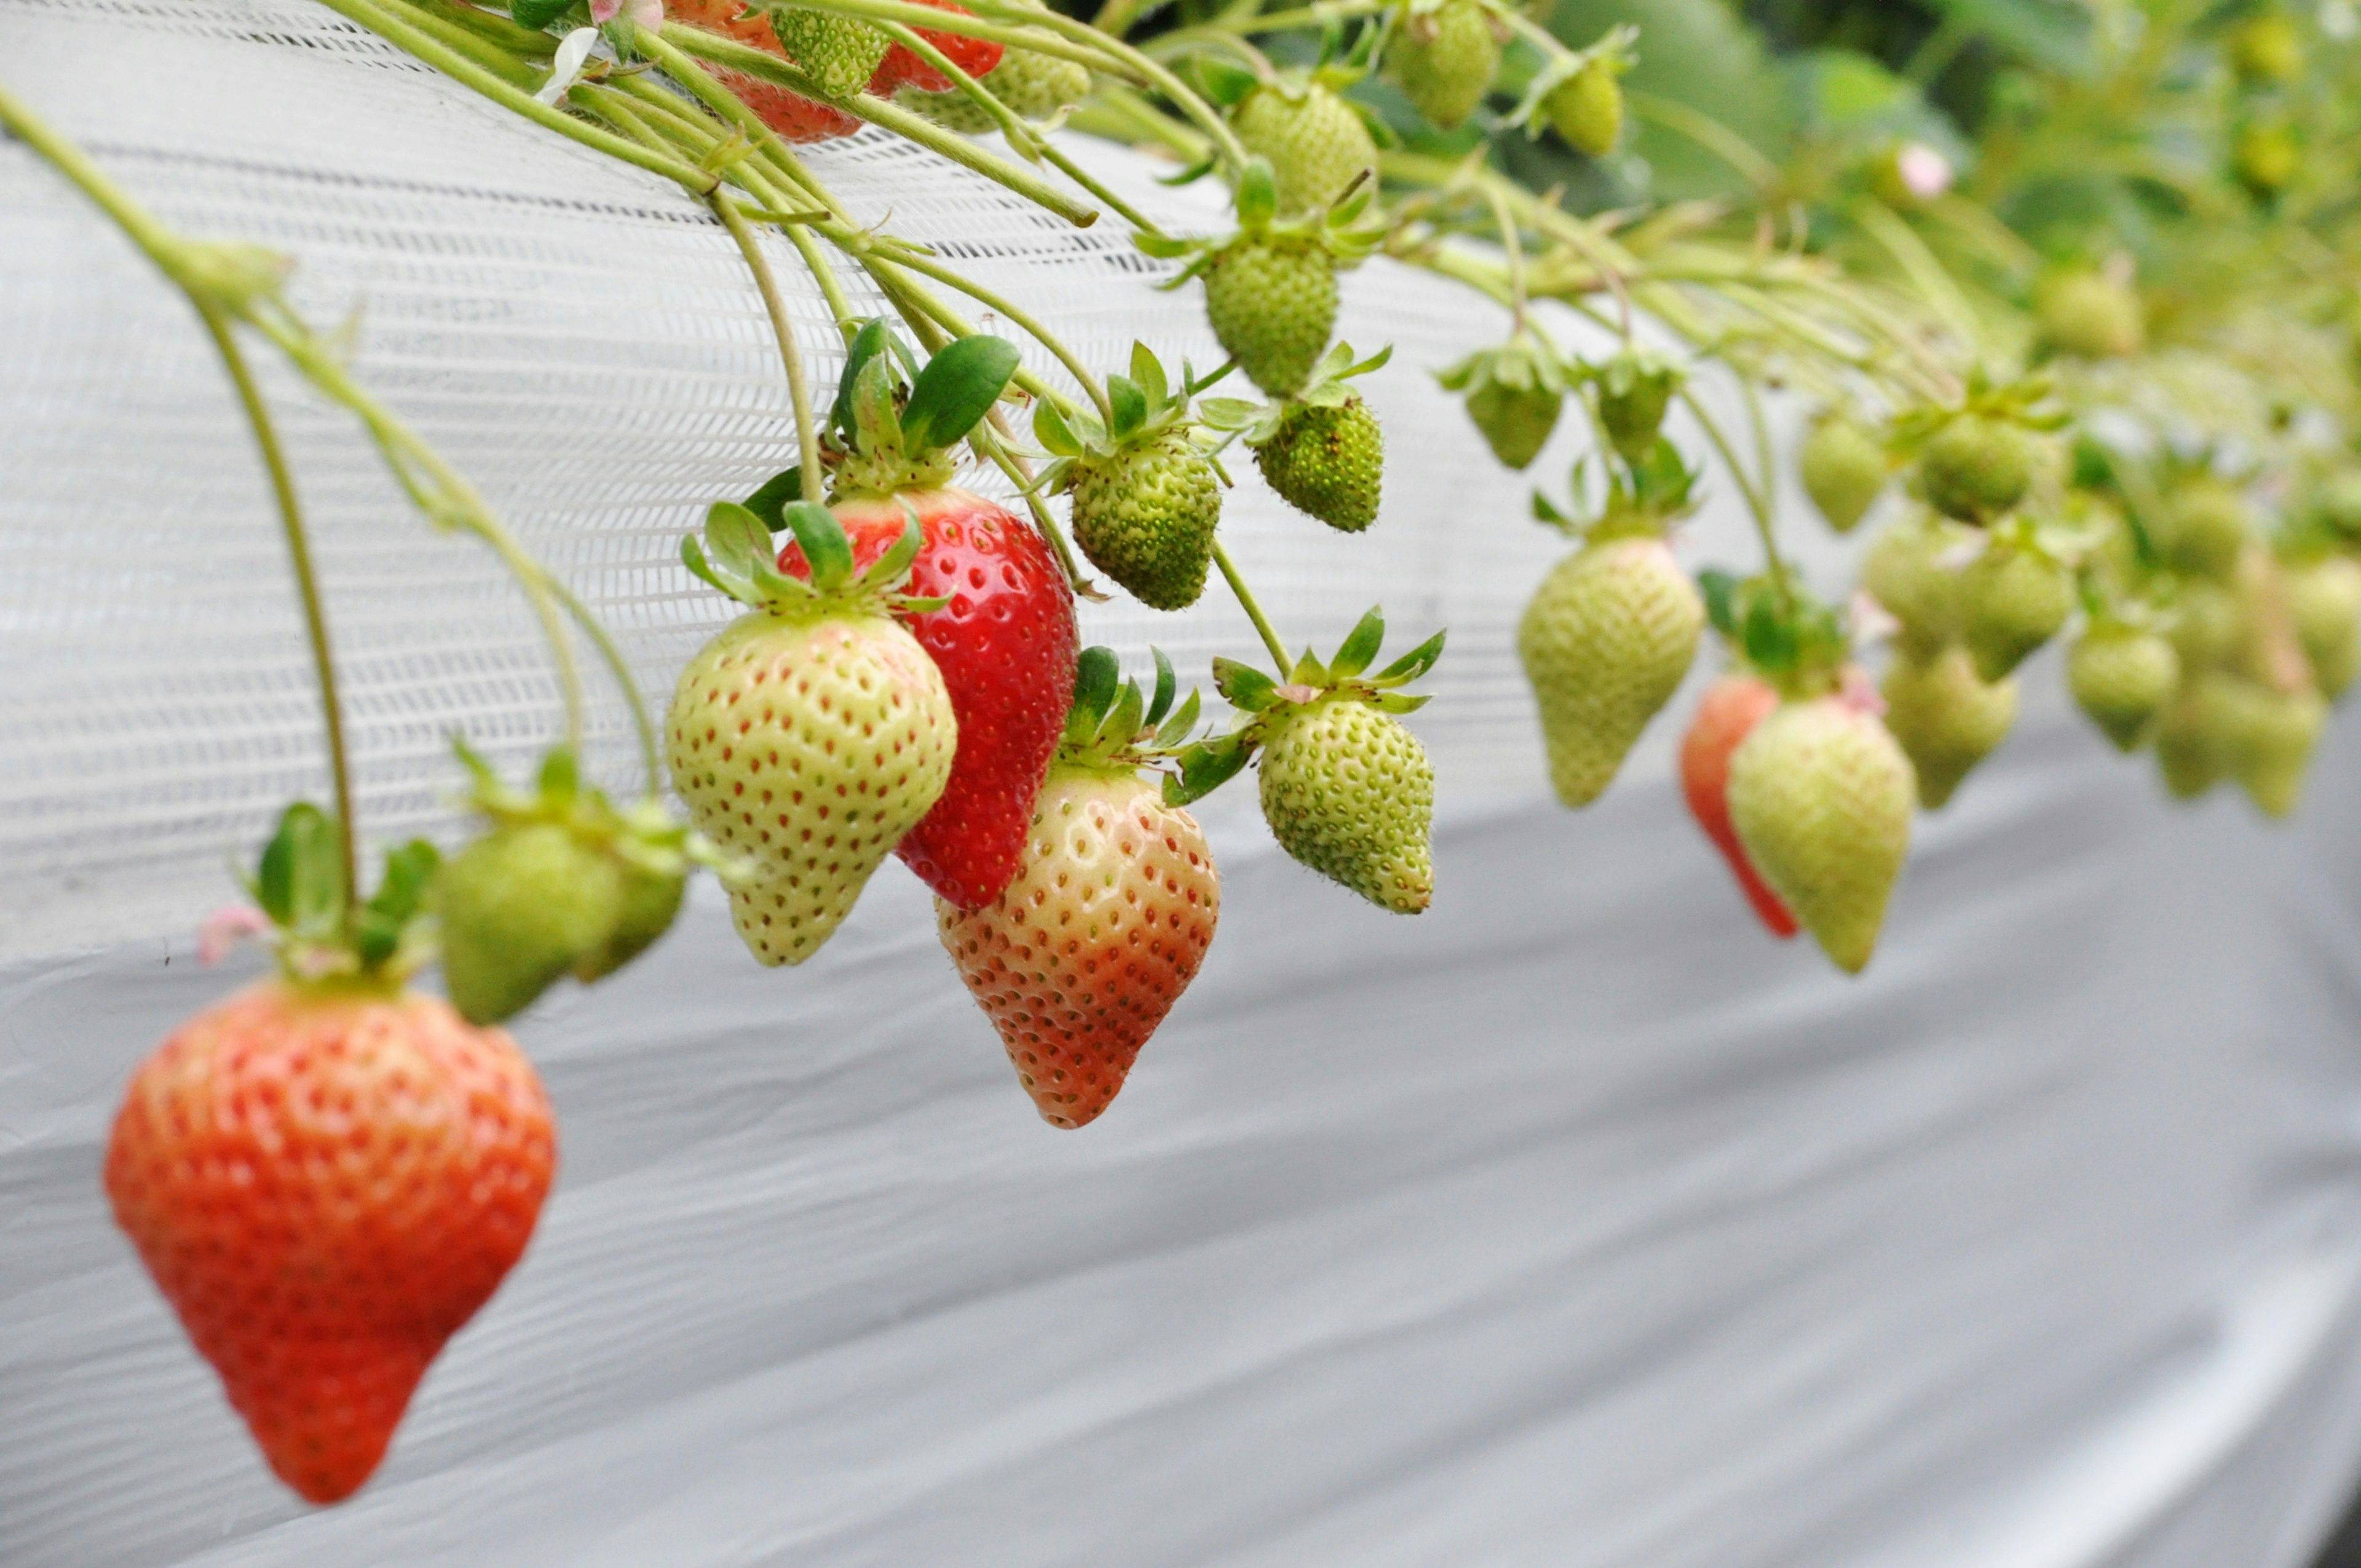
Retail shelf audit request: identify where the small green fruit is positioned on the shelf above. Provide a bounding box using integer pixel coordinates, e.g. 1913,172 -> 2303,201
2035,271 -> 2143,359
2284,555 -> 2361,697
1547,58 -> 1623,157
1203,234 -> 1337,398
1232,84 -> 1379,217
437,823 -> 625,1024
1799,411 -> 1887,534
1069,429 -> 1223,609
1258,695 -> 1434,913
1518,535 -> 1704,807
2068,625 -> 2180,750
2156,481 -> 2251,581
1960,542 -> 2073,681
1388,0 -> 1500,130
1862,514 -> 1976,658
1918,414 -> 2036,523
1252,397 -> 1384,532
1881,644 -> 2017,809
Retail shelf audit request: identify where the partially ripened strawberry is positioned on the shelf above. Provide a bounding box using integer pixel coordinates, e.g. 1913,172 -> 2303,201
1881,643 -> 2017,809
782,489 -> 1077,909
1679,673 -> 1798,937
668,501 -> 959,965
1230,81 -> 1378,216
1388,0 -> 1501,130
1519,533 -> 1704,807
1728,689 -> 1916,974
664,0 -> 859,141
107,980 -> 554,1503
936,651 -> 1219,1128
866,0 -> 1003,93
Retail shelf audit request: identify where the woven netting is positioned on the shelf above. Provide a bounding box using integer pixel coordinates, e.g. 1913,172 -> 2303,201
0,0 -> 1848,958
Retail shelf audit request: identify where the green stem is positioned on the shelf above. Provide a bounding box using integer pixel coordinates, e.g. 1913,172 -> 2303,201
712,191 -> 825,501
200,307 -> 362,911
372,0 -> 544,84
1233,0 -> 1387,31
1212,541 -> 1293,671
1678,385 -> 1790,612
551,580 -> 662,794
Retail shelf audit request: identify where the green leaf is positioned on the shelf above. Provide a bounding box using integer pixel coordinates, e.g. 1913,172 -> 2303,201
512,0 -> 572,29
1188,56 -> 1257,107
1097,679 -> 1146,753
1370,691 -> 1431,715
1146,646 -> 1177,727
1330,606 -> 1386,678
901,335 -> 1022,456
862,507 -> 925,595
256,802 -> 344,936
744,467 -> 805,531
705,502 -> 773,582
1374,628 -> 1446,684
831,319 -> 896,437
1154,687 -> 1202,746
1129,344 -> 1168,410
781,501 -> 854,590
1067,646 -> 1122,740
1214,657 -> 1279,711
1741,590 -> 1797,673
536,746 -> 580,800
1289,649 -> 1332,687
1698,568 -> 1741,637
1034,397 -> 1084,458
1106,375 -> 1149,441
1235,158 -> 1279,227
356,839 -> 439,968
1165,733 -> 1252,806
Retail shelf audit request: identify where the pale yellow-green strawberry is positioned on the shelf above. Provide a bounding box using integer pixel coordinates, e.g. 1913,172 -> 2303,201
572,853 -> 689,983
1727,694 -> 1916,975
2068,624 -> 2180,750
1252,396 -> 1383,532
1918,414 -> 2036,523
1258,694 -> 1434,913
1388,0 -> 1500,130
1880,644 -> 2017,809
1799,410 -> 1888,533
2154,480 -> 2252,582
2154,680 -> 2225,799
1202,232 -> 1337,397
1547,57 -> 1623,156
2034,269 -> 2144,359
1960,540 -> 2073,681
1518,534 -> 1704,807
2207,673 -> 2325,817
1068,429 -> 1222,609
2169,577 -> 2244,671
2284,554 -> 2361,697
1231,82 -> 1378,216
435,822 -> 624,1025
1862,513 -> 1976,657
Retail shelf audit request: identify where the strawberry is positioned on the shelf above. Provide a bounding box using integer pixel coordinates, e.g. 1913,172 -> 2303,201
2035,269 -> 2143,359
667,501 -> 959,965
1040,344 -> 1225,610
781,489 -> 1077,909
1959,536 -> 2072,681
1679,673 -> 1798,937
1862,512 -> 1974,657
1799,409 -> 1888,533
2285,553 -> 2361,697
1591,349 -> 1681,469
2234,120 -> 2298,197
1230,81 -> 1379,217
2169,577 -> 2243,671
770,8 -> 892,99
2212,674 -> 2325,817
2068,622 -> 2180,750
1438,336 -> 1565,470
1547,56 -> 1624,156
901,38 -> 1089,127
1254,397 -> 1383,531
2155,479 -> 2252,581
937,651 -> 1219,1128
107,980 -> 553,1502
1203,234 -> 1336,397
2231,12 -> 2302,84
1881,643 -> 2017,809
866,0 -> 1003,94
1519,533 -> 1704,807
663,0 -> 859,141
1388,0 -> 1501,130
1918,413 -> 2036,523
1727,690 -> 1916,974
2155,680 -> 2225,798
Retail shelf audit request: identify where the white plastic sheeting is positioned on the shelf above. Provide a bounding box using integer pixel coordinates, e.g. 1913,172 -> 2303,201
6,2 -> 2361,1564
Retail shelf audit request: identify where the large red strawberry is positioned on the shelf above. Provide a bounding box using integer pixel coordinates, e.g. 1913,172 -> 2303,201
781,488 -> 1077,908
868,0 -> 1005,95
106,981 -> 555,1503
1679,673 -> 1799,938
665,0 -> 861,142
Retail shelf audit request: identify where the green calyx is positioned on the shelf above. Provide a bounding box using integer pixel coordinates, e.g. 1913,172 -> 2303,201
1057,644 -> 1208,776
1035,340 -> 1217,480
1531,435 -> 1700,541
1696,569 -> 1849,699
1586,347 -> 1684,470
682,495 -> 945,621
1438,335 -> 1567,470
1892,370 -> 2068,525
1207,343 -> 1390,530
1167,606 -> 1445,806
242,802 -> 439,989
757,320 -> 1021,505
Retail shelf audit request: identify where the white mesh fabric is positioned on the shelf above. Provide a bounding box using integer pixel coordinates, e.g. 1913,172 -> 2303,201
0,0 -> 1833,957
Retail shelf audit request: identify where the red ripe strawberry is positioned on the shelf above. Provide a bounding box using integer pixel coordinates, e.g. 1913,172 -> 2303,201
868,0 -> 1005,95
664,0 -> 860,142
1679,674 -> 1800,939
781,488 -> 1078,908
105,981 -> 555,1503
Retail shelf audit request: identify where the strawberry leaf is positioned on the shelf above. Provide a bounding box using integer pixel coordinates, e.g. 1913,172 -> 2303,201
1369,691 -> 1431,715
1130,343 -> 1169,409
1155,687 -> 1203,746
535,746 -> 580,800
1146,646 -> 1177,726
1235,158 -> 1279,227
1330,606 -> 1385,678
512,0 -> 571,28
1067,646 -> 1122,741
257,802 -> 344,938
780,501 -> 854,591
1107,374 -> 1149,442
1374,627 -> 1446,684
1166,733 -> 1252,806
744,466 -> 805,531
1097,678 -> 1146,753
1034,398 -> 1085,458
1698,568 -> 1742,638
356,839 -> 438,970
1214,657 -> 1279,711
901,335 -> 1021,457
831,319 -> 897,438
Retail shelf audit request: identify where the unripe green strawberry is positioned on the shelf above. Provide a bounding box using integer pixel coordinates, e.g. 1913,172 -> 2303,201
1862,513 -> 1975,657
572,857 -> 689,982
2035,270 -> 2144,359
2231,12 -> 2302,84
2154,684 -> 2223,799
1880,644 -> 2017,809
1203,232 -> 1337,397
435,822 -> 625,1024
1518,534 -> 1704,807
2068,624 -> 2179,750
1918,414 -> 2036,523
2170,578 -> 2243,671
1727,694 -> 1915,975
772,9 -> 891,99
1258,694 -> 1434,913
1068,429 -> 1222,609
2208,673 -> 2325,817
668,609 -> 957,965
2156,481 -> 2251,580
1466,379 -> 1559,470
1231,83 -> 1378,216
1800,411 -> 1887,533
2284,554 -> 2361,697
1252,395 -> 1383,532
2234,121 -> 2298,197
1960,541 -> 2073,681
1594,354 -> 1678,469
900,38 -> 1090,129
1388,0 -> 1500,130
1548,58 -> 1623,156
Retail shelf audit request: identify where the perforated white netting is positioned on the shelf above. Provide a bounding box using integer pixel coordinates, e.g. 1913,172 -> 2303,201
0,0 -> 1841,959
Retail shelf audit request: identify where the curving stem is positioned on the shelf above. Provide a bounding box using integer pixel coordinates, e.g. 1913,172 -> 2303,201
712,191 -> 825,502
